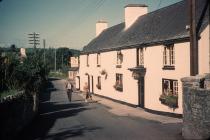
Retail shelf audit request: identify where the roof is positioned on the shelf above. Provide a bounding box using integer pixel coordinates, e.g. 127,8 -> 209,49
83,0 -> 209,54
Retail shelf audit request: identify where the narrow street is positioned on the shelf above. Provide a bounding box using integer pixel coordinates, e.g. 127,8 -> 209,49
18,79 -> 183,140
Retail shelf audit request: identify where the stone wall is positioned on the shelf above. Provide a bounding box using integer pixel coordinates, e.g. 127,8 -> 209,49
181,74 -> 210,140
0,92 -> 39,140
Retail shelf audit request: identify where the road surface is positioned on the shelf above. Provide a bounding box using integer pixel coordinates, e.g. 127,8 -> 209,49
18,78 -> 183,140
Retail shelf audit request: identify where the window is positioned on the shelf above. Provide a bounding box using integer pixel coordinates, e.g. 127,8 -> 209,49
96,76 -> 101,89
162,79 -> 178,95
97,53 -> 101,67
86,54 -> 89,67
114,74 -> 123,92
116,51 -> 123,68
137,48 -> 144,66
163,44 -> 175,70
160,78 -> 178,108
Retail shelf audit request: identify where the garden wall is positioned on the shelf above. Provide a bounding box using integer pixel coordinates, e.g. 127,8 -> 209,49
0,91 -> 39,140
181,74 -> 210,140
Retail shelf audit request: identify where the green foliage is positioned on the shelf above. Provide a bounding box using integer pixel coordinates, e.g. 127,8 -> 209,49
0,89 -> 18,99
159,94 -> 178,109
48,71 -> 68,79
26,47 -> 80,72
0,48 -> 49,97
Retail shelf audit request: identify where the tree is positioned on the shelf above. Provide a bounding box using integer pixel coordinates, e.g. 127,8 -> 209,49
56,47 -> 72,71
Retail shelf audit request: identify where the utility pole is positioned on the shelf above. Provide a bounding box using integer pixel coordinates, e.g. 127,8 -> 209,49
28,32 -> 40,49
43,39 -> 46,65
62,54 -> 64,68
54,47 -> 57,72
189,0 -> 198,76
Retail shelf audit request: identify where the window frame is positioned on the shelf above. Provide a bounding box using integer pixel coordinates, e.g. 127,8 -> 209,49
114,73 -> 123,92
137,48 -> 144,67
97,53 -> 101,67
116,51 -> 123,68
86,54 -> 89,67
163,44 -> 175,70
162,78 -> 178,95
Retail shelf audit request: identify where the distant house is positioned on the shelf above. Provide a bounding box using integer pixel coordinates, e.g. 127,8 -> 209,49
68,56 -> 80,89
77,0 -> 209,115
20,48 -> 26,57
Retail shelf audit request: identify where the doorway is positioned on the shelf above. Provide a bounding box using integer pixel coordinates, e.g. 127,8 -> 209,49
91,76 -> 94,93
138,76 -> 145,108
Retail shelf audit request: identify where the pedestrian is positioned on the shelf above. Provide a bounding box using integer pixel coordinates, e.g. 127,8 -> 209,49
83,82 -> 89,102
66,79 -> 73,102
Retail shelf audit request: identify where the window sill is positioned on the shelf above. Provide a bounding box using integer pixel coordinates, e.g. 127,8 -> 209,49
115,88 -> 123,92
116,64 -> 122,68
162,65 -> 175,70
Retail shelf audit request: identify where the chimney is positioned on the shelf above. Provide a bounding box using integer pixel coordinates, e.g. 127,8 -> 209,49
124,4 -> 148,29
96,20 -> 108,37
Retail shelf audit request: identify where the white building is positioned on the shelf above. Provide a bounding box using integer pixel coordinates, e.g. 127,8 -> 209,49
77,0 -> 209,115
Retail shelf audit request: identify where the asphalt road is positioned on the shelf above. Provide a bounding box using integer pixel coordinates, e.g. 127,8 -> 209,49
18,78 -> 183,140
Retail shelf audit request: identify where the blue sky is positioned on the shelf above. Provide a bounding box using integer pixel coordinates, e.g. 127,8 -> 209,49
0,0 -> 181,50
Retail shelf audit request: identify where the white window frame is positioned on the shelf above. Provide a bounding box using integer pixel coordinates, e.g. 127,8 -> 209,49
116,51 -> 123,65
162,78 -> 178,95
97,53 -> 101,66
163,44 -> 175,66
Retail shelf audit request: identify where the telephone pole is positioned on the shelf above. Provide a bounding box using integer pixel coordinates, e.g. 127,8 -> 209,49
54,47 -> 57,72
28,32 -> 40,49
43,39 -> 46,65
62,54 -> 64,68
189,0 -> 198,76
189,0 -> 210,75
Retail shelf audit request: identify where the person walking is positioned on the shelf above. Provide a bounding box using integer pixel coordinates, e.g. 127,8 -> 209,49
83,82 -> 89,102
66,80 -> 73,102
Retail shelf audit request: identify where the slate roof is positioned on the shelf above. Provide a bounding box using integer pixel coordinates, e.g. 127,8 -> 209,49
83,0 -> 209,54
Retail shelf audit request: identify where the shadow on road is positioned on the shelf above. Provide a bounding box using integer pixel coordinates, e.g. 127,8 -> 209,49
17,80 -> 98,140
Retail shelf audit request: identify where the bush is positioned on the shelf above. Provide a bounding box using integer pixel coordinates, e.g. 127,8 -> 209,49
0,49 -> 49,97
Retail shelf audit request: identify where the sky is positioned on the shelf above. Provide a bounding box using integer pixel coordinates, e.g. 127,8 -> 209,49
0,0 -> 182,50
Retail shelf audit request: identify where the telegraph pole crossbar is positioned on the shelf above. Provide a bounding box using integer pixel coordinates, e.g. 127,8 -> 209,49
28,32 -> 40,49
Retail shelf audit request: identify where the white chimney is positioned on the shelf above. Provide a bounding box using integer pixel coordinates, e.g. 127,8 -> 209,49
124,4 -> 148,29
96,20 -> 108,37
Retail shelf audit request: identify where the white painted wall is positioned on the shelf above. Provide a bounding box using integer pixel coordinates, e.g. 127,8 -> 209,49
79,49 -> 138,105
78,25 -> 209,114
199,25 -> 210,74
20,48 -> 26,57
144,42 -> 190,114
70,56 -> 79,68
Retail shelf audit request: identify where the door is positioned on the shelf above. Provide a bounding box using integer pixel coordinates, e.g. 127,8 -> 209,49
91,76 -> 94,93
76,76 -> 80,90
88,75 -> 90,92
138,76 -> 145,108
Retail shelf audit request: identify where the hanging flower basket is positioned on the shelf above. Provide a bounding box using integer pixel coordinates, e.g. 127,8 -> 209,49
100,69 -> 108,79
159,94 -> 178,109
113,83 -> 123,92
